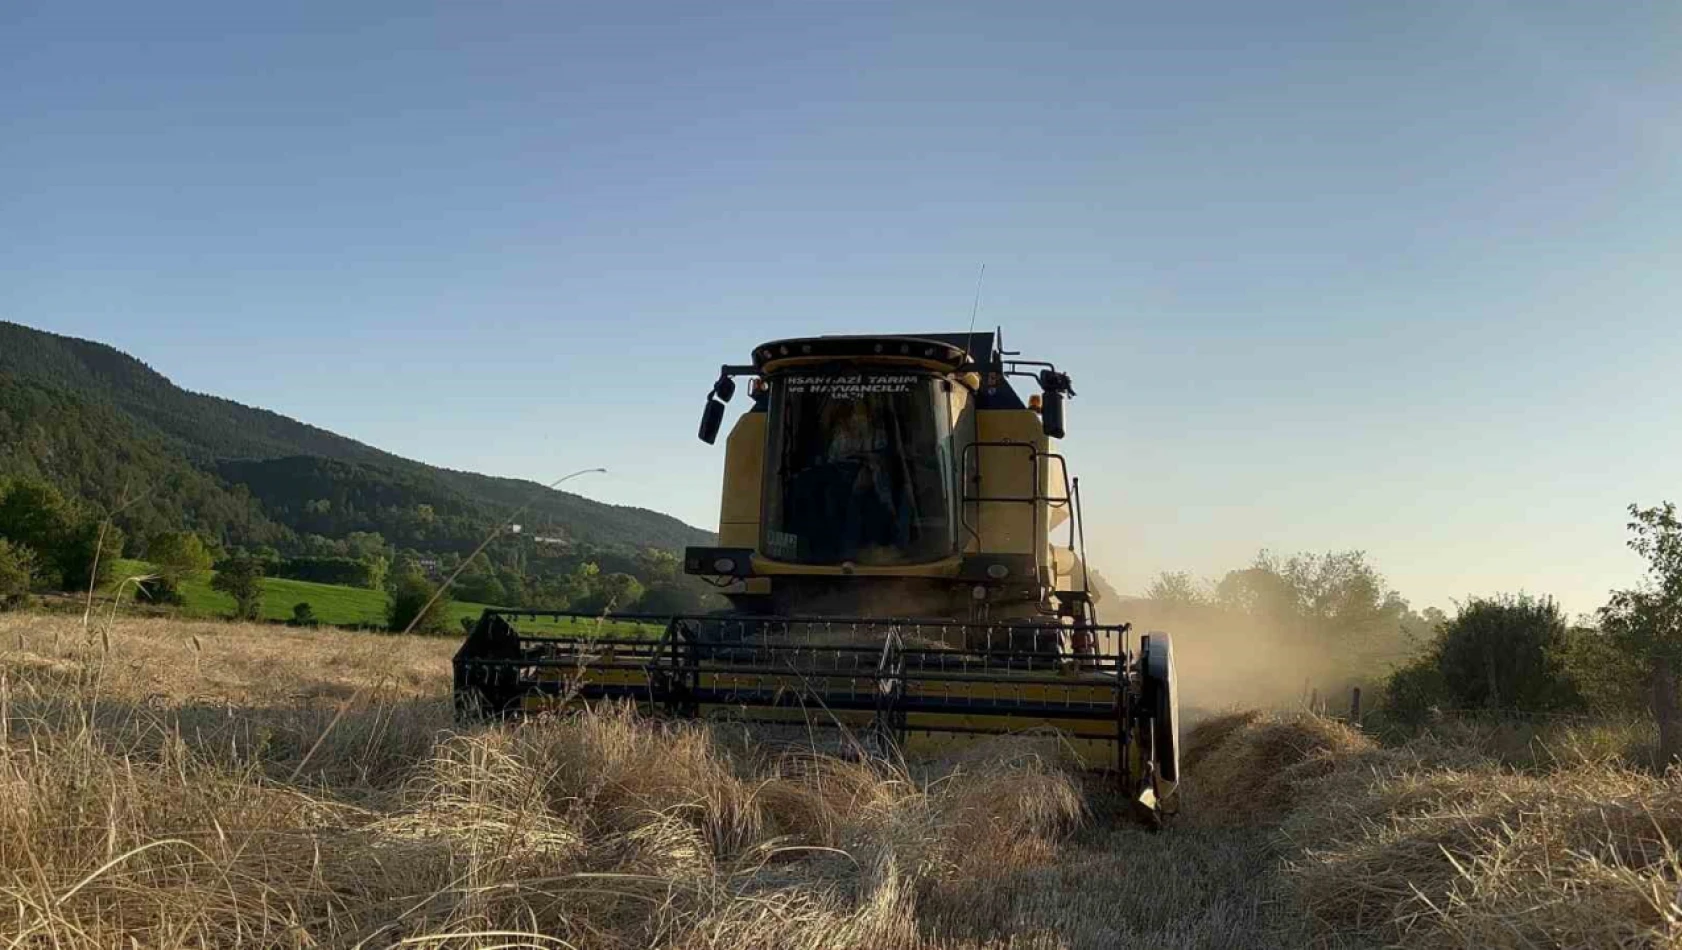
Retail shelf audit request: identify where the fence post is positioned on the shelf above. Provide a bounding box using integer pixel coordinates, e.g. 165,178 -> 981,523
1350,686 -> 1362,726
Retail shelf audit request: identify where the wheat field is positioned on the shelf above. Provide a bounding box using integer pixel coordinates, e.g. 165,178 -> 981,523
0,614 -> 1676,948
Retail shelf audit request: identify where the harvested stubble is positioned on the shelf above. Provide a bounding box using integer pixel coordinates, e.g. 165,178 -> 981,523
1190,710 -> 1682,949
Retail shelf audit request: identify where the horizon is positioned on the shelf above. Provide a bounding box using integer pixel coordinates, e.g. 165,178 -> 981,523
6,2 -> 1679,618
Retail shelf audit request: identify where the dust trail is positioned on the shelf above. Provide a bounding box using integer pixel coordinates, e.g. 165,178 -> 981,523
1089,594 -> 1372,715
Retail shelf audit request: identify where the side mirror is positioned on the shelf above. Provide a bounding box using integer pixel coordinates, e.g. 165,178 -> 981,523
1041,389 -> 1066,439
712,374 -> 737,403
698,397 -> 726,444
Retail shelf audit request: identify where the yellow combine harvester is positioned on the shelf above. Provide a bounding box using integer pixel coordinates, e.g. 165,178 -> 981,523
455,331 -> 1181,814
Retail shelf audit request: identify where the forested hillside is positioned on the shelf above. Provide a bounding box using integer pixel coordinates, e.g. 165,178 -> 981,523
0,320 -> 708,555
0,376 -> 289,547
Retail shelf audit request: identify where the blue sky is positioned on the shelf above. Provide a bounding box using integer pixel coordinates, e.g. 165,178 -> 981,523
4,1 -> 1679,616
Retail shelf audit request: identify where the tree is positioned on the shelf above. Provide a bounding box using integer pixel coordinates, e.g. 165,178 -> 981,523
634,581 -> 704,615
1211,550 -> 1420,656
57,520 -> 123,593
0,479 -> 74,561
574,572 -> 643,615
1214,557 -> 1301,625
146,531 -> 213,604
301,533 -> 342,556
0,479 -> 75,587
1435,594 -> 1578,713
456,569 -> 507,606
634,547 -> 681,583
0,539 -> 38,610
387,569 -> 451,634
1144,571 -> 1208,607
211,556 -> 266,621
1600,502 -> 1682,764
290,602 -> 317,627
1557,623 -> 1646,717
344,531 -> 387,561
361,553 -> 389,591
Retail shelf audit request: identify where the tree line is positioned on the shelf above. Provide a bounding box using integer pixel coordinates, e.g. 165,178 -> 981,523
0,474 -> 718,630
1135,501 -> 1682,763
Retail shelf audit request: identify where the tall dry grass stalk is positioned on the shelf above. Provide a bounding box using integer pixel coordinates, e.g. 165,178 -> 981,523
78,480 -> 148,632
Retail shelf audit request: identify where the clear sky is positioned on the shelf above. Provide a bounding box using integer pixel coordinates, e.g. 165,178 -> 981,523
4,1 -> 1679,617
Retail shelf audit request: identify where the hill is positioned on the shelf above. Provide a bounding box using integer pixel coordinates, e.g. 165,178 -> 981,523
0,320 -> 710,556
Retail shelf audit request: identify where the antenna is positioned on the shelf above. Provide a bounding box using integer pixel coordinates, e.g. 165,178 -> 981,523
964,263 -> 986,365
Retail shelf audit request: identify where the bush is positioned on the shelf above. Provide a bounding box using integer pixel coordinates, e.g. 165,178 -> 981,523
387,570 -> 451,635
0,478 -> 123,592
56,520 -> 123,593
0,538 -> 38,610
290,602 -> 317,627
572,572 -> 644,615
0,479 -> 74,582
1557,625 -> 1647,717
1379,594 -> 1587,725
149,530 -> 212,575
211,556 -> 266,621
1378,652 -> 1449,727
1436,594 -> 1580,713
140,531 -> 211,604
634,582 -> 706,615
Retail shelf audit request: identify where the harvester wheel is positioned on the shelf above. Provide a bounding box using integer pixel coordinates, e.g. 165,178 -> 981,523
1141,631 -> 1180,784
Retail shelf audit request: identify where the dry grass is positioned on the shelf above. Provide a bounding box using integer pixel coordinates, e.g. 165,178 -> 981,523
0,614 -> 1300,949
1191,710 -> 1682,949
8,613 -> 1666,949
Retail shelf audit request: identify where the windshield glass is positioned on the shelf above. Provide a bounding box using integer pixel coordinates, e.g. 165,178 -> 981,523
762,370 -> 957,565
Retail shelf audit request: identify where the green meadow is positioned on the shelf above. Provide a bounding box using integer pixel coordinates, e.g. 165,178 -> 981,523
107,559 -> 666,638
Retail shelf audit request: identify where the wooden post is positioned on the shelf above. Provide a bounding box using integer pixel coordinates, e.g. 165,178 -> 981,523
1350,686 -> 1362,725
1654,657 -> 1679,767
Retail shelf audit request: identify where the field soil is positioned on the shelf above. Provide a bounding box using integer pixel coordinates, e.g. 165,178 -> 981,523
0,613 -> 1675,948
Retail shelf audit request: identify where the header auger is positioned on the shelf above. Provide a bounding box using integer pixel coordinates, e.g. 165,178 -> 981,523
455,331 -> 1182,816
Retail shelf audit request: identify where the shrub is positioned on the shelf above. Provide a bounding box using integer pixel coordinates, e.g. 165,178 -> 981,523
211,556 -> 265,621
634,581 -> 705,615
145,531 -> 213,604
0,479 -> 74,575
572,572 -> 644,615
1379,651 -> 1449,727
0,538 -> 38,610
289,602 -> 317,627
56,520 -> 123,593
1436,594 -> 1580,713
387,570 -> 451,634
1557,625 -> 1646,717
0,478 -> 121,592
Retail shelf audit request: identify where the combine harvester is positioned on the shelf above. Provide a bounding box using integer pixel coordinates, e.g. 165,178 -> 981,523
455,331 -> 1181,816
